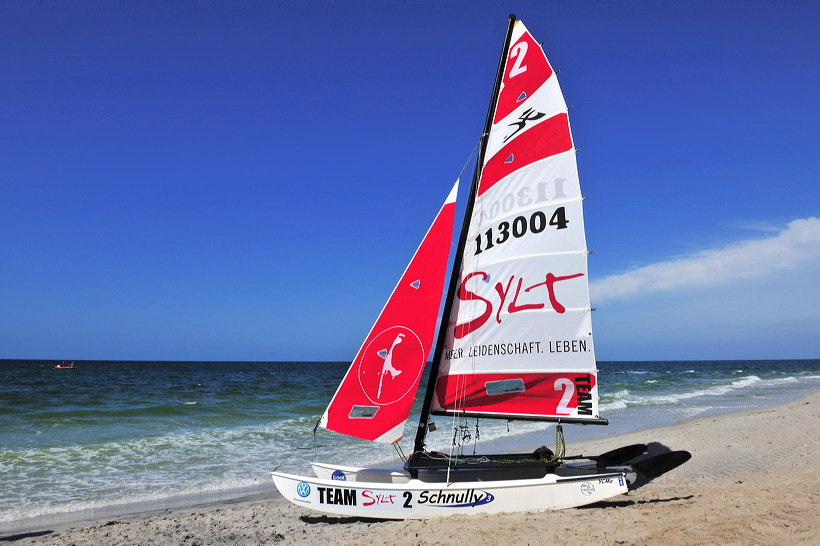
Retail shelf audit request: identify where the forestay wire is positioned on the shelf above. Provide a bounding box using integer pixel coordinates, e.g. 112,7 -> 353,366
272,419 -> 337,472
458,139 -> 481,180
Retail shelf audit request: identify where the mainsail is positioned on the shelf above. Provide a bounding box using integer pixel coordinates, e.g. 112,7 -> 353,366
429,20 -> 602,423
319,181 -> 458,443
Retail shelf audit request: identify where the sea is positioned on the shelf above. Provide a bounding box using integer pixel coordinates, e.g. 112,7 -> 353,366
1,359 -> 818,531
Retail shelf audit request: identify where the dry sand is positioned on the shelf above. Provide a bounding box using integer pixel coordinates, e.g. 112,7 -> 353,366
4,392 -> 819,545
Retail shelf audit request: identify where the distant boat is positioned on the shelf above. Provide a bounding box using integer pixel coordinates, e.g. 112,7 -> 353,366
53,361 -> 78,369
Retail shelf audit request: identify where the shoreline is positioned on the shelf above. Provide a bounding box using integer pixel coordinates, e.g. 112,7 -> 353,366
4,390 -> 819,544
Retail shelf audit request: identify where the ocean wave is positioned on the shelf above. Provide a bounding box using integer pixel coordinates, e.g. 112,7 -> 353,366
598,389 -> 630,411
600,399 -> 628,411
31,403 -> 201,424
0,416 -> 334,524
600,375 -> 770,409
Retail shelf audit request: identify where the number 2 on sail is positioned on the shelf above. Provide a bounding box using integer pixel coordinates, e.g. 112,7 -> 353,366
508,41 -> 528,78
554,377 -> 574,415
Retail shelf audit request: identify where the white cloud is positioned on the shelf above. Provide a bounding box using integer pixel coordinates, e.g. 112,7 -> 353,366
590,217 -> 820,303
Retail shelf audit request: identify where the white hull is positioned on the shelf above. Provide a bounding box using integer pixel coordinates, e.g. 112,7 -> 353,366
272,465 -> 628,519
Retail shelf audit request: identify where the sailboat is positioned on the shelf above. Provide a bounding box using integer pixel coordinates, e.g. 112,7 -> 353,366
272,15 -> 689,518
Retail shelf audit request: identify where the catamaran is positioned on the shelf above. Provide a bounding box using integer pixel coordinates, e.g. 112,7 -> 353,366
272,14 -> 689,518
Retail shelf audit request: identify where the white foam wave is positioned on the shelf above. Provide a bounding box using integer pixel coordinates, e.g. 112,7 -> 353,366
0,417 -> 325,524
600,375 -> 768,410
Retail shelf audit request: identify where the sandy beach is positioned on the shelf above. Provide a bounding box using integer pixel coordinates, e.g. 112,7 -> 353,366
4,391 -> 818,545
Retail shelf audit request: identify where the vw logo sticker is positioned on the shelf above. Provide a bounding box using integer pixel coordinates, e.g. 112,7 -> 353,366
296,481 -> 311,498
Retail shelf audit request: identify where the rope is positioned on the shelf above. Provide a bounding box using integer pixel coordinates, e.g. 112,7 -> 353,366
272,431 -> 318,473
459,140 -> 481,179
472,418 -> 480,455
272,419 -> 338,472
552,425 -> 566,462
394,442 -> 408,463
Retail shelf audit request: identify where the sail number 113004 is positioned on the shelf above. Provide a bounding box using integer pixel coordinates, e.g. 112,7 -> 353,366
474,206 -> 568,255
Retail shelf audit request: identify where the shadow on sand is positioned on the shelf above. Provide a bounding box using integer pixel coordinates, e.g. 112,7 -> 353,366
0,530 -> 54,542
300,514 -> 391,525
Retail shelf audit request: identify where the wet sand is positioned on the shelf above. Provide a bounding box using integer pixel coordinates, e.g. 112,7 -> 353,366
4,391 -> 819,545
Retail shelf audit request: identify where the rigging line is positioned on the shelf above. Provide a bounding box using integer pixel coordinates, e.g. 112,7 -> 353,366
394,442 -> 408,463
472,418 -> 480,456
272,433 -> 320,473
312,419 -> 321,461
453,371 -> 470,456
458,140 -> 481,179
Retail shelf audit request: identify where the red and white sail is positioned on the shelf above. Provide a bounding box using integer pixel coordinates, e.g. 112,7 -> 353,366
432,21 -> 601,422
319,181 -> 458,443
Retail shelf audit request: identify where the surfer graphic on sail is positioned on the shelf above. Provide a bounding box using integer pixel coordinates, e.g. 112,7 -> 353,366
356,327 -> 424,407
503,107 -> 546,142
377,333 -> 405,399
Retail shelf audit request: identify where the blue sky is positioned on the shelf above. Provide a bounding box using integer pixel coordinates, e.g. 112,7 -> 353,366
1,0 -> 818,362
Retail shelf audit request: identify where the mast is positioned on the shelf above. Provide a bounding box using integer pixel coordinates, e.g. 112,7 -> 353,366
412,14 -> 518,454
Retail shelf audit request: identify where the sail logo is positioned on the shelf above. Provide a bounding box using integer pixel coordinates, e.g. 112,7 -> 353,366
454,271 -> 584,339
504,107 -> 547,143
331,470 -> 347,481
417,489 -> 494,508
357,326 -> 425,405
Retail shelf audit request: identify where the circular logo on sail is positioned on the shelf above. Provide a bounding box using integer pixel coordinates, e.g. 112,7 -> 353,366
331,470 -> 347,481
357,326 -> 426,405
580,482 -> 595,496
296,482 -> 311,497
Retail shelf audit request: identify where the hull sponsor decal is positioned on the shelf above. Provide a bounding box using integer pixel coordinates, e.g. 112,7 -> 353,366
317,486 -> 357,506
417,489 -> 495,508
296,482 -> 311,497
361,490 -> 397,507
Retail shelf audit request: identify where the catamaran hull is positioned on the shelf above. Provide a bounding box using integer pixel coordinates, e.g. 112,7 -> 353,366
271,469 -> 628,519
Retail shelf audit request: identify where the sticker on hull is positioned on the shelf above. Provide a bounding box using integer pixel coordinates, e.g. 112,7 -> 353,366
417,489 -> 495,508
